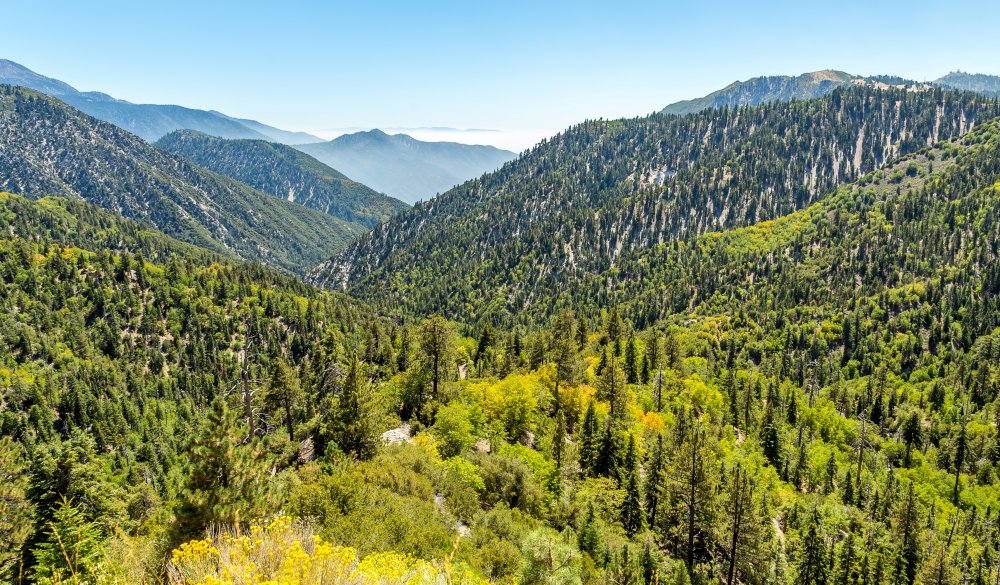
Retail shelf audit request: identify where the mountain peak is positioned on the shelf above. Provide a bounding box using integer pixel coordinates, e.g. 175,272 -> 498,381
0,59 -> 79,96
300,130 -> 516,203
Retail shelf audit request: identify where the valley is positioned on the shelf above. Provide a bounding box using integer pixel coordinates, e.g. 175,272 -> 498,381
2,19 -> 1000,585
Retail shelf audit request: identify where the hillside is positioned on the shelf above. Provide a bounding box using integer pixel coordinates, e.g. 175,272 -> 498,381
297,129 -> 517,203
310,85 -> 1000,325
5,122 -> 1000,585
157,130 -> 408,228
0,59 -> 321,143
0,85 -> 362,274
661,69 -> 855,115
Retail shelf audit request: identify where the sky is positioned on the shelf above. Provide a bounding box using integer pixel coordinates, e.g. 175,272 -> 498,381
5,0 -> 1000,151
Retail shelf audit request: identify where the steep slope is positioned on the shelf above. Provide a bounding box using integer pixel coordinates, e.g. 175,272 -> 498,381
0,59 -> 320,143
0,86 -> 362,274
0,191 -> 225,264
156,130 -> 408,228
310,86 -> 1000,325
297,129 -> 517,203
662,69 -> 856,115
613,119 -> 1000,329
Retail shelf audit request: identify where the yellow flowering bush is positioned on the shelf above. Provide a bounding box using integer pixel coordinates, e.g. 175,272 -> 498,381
168,516 -> 487,585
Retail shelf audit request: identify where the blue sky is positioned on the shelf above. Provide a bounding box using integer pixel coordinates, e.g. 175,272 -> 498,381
6,0 -> 1000,150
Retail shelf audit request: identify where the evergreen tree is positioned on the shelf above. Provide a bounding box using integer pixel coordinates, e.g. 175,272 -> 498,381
953,422 -> 967,505
579,401 -> 599,476
323,356 -> 381,460
668,416 -> 719,571
175,398 -> 270,539
835,533 -> 858,585
0,438 -> 31,583
892,482 -> 921,585
264,358 -> 302,440
621,435 -> 645,535
31,498 -> 105,584
578,503 -> 602,562
761,401 -> 783,468
625,336 -> 639,384
797,510 -> 829,585
418,315 -> 455,405
645,434 -> 665,529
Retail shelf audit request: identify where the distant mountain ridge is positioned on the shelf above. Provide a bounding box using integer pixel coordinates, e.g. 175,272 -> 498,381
0,85 -> 361,274
0,59 -> 322,144
662,70 -> 855,115
297,129 -> 517,203
662,69 -> 1000,114
156,130 -> 408,228
936,71 -> 1000,97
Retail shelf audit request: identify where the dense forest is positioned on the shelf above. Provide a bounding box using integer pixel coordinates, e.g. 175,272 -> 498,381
3,86 -> 1000,585
155,130 -> 408,228
0,86 -> 362,274
312,85 -> 1000,327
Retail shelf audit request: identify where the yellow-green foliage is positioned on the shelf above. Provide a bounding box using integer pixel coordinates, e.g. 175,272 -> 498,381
168,516 -> 487,585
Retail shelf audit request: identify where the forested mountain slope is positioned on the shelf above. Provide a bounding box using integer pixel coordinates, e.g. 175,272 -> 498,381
311,86 -> 1000,325
6,124 -> 1000,584
0,86 -> 363,274
661,69 -> 855,115
611,121 -> 1000,330
0,193 -> 388,580
156,130 -> 407,228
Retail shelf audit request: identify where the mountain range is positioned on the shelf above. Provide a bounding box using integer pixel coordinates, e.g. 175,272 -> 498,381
0,85 -> 361,274
311,84 -> 1000,325
1,59 -> 520,202
155,130 -> 408,228
5,58 -> 1000,585
297,129 -> 517,203
0,59 -> 322,144
661,69 -> 1000,115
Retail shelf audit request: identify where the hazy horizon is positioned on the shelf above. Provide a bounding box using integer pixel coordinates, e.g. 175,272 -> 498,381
5,0 -> 1000,151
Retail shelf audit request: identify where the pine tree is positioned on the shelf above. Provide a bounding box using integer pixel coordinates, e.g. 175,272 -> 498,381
324,356 -> 381,460
796,510 -> 828,585
598,356 -> 626,417
625,336 -> 639,384
31,498 -> 105,583
596,420 -> 625,479
645,434 -> 665,529
721,459 -> 772,585
761,401 -> 783,468
953,421 -> 967,505
823,454 -> 837,495
842,466 -> 855,506
578,503 -> 602,561
175,397 -> 270,539
668,416 -> 719,571
418,315 -> 455,404
580,401 -> 599,476
621,435 -> 645,535
835,533 -> 858,585
0,437 -> 31,583
892,482 -> 921,585
264,358 -> 302,440
606,307 -> 623,345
